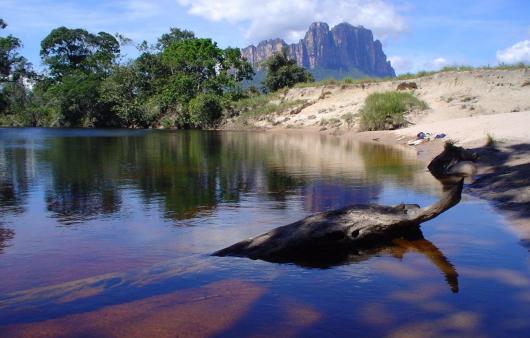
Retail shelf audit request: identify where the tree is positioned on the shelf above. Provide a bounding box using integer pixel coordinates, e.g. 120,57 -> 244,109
159,38 -> 253,127
0,24 -> 255,129
40,27 -> 120,79
156,27 -> 195,51
100,62 -> 161,128
0,18 -> 33,121
262,49 -> 313,92
188,93 -> 222,128
38,27 -> 121,126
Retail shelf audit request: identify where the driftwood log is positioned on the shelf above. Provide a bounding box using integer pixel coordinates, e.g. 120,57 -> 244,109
214,143 -> 475,266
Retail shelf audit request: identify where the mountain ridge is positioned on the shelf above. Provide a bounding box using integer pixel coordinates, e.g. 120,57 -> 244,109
241,22 -> 396,79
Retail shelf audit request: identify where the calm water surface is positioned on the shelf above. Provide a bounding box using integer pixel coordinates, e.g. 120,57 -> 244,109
0,128 -> 529,337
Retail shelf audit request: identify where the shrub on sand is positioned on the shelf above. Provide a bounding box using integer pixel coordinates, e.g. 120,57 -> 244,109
360,91 -> 427,131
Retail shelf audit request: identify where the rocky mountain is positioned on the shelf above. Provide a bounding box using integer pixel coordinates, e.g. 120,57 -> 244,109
241,22 -> 395,79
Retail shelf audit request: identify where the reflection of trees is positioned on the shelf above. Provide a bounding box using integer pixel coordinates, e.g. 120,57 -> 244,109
0,142 -> 35,215
357,141 -> 419,180
0,227 -> 15,254
2,130 -> 428,223
0,141 -> 36,253
42,137 -> 123,223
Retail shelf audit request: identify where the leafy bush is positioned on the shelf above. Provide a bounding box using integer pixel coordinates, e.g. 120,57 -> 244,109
262,49 -> 313,92
188,93 -> 223,128
360,91 -> 427,131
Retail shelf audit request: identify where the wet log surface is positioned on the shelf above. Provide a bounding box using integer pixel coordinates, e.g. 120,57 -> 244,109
214,143 -> 472,266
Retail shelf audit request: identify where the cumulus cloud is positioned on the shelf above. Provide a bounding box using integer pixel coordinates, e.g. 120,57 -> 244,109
496,40 -> 530,64
176,0 -> 406,42
388,55 -> 450,74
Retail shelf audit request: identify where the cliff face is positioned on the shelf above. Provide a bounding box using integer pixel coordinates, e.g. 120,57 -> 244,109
241,22 -> 395,78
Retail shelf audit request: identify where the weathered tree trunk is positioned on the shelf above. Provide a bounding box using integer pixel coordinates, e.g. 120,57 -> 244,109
214,179 -> 463,262
214,143 -> 473,263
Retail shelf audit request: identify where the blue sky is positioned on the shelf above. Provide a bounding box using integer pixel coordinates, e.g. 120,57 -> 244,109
1,0 -> 529,74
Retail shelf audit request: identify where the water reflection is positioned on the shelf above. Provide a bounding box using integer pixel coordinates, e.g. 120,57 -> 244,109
0,227 -> 14,254
0,129 -> 529,337
266,226 -> 459,293
0,129 -> 431,225
0,145 -> 34,216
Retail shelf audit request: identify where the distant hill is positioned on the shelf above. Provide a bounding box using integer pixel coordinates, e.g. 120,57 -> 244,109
241,22 -> 396,82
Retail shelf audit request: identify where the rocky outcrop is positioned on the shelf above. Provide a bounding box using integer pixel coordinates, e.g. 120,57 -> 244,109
241,22 -> 395,78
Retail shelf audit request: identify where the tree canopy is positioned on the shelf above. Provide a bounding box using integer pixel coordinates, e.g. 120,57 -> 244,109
0,19 -> 34,120
0,23 -> 312,129
262,49 -> 313,92
40,27 -> 120,79
156,27 -> 195,51
101,34 -> 254,129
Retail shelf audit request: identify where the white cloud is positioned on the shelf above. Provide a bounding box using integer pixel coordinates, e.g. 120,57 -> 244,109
432,57 -> 448,68
176,0 -> 406,42
496,40 -> 530,64
388,55 -> 451,74
388,56 -> 412,74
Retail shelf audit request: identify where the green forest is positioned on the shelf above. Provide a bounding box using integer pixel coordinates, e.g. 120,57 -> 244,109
0,20 -> 312,128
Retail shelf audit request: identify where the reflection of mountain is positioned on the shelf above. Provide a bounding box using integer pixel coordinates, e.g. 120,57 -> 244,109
0,130 -> 436,224
302,181 -> 381,212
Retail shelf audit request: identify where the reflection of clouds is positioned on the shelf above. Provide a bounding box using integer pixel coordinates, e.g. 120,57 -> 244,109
375,260 -> 427,279
5,130 -> 530,336
389,283 -> 446,303
359,303 -> 395,326
370,234 -> 460,293
461,267 -> 530,288
389,311 -> 483,338
429,233 -> 498,248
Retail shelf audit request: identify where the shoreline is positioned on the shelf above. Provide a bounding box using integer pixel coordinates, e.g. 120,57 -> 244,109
222,68 -> 530,239
261,126 -> 530,243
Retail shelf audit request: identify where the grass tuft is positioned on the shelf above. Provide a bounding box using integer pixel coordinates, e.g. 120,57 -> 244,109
359,91 -> 428,131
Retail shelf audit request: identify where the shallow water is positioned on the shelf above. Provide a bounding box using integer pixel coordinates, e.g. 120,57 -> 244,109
0,129 -> 528,337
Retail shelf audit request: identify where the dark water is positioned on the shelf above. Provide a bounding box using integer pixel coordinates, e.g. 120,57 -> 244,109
0,128 -> 529,337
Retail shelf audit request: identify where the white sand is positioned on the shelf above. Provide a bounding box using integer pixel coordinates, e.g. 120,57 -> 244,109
244,68 -> 530,147
394,111 -> 530,147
